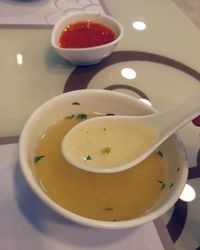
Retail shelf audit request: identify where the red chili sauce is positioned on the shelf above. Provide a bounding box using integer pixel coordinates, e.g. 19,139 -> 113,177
58,21 -> 116,48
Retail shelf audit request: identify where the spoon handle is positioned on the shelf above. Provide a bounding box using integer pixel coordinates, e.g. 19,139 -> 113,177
145,93 -> 200,140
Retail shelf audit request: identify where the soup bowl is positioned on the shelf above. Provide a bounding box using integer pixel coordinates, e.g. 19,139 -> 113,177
19,89 -> 188,229
51,12 -> 124,65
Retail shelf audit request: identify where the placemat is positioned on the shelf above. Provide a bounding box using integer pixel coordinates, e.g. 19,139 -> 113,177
0,0 -> 107,25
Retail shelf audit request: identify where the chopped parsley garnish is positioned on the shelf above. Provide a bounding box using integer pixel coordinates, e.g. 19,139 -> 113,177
103,127 -> 106,131
83,155 -> 92,161
76,113 -> 87,119
64,113 -> 88,119
106,113 -> 115,116
157,150 -> 164,158
157,180 -> 166,190
64,114 -> 75,119
101,146 -> 112,154
72,102 -> 80,105
170,183 -> 174,188
34,155 -> 45,163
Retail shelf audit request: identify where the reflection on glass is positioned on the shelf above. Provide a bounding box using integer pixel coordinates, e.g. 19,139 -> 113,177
132,20 -> 146,31
179,183 -> 196,202
121,67 -> 136,79
16,53 -> 23,65
139,98 -> 152,106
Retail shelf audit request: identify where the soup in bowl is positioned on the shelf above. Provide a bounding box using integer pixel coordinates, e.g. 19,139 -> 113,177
19,89 -> 188,229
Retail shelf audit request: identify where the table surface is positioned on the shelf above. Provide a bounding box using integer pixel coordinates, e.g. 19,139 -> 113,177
0,0 -> 200,249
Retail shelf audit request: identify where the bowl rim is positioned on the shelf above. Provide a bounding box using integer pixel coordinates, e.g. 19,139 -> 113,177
19,89 -> 188,229
51,12 -> 124,52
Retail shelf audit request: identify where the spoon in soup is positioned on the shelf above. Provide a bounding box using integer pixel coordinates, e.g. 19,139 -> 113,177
61,93 -> 200,173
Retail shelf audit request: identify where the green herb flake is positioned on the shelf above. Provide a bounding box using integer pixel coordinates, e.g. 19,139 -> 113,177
157,150 -> 164,158
76,113 -> 87,120
64,114 -> 75,119
157,180 -> 166,190
104,207 -> 113,211
72,102 -> 80,105
170,183 -> 174,188
83,155 -> 92,161
103,127 -> 107,131
106,113 -> 115,116
177,168 -> 180,172
34,155 -> 45,163
101,146 -> 112,154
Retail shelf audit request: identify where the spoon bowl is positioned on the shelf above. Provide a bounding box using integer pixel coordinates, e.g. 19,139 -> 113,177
62,93 -> 200,173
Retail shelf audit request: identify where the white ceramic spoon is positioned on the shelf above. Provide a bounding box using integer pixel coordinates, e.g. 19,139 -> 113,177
61,93 -> 200,174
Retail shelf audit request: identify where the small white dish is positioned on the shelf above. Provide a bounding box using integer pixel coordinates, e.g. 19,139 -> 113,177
51,12 -> 124,65
19,89 -> 188,229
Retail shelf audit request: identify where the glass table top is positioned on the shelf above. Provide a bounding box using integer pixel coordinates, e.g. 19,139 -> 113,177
0,1 -> 200,249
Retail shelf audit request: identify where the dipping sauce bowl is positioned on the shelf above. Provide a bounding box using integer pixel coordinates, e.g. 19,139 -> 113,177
51,12 -> 124,65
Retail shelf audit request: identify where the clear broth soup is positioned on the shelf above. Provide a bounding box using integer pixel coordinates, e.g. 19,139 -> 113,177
33,113 -> 168,221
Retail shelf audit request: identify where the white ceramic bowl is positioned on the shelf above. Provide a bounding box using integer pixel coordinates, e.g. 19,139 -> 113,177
19,89 -> 188,229
51,12 -> 123,65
